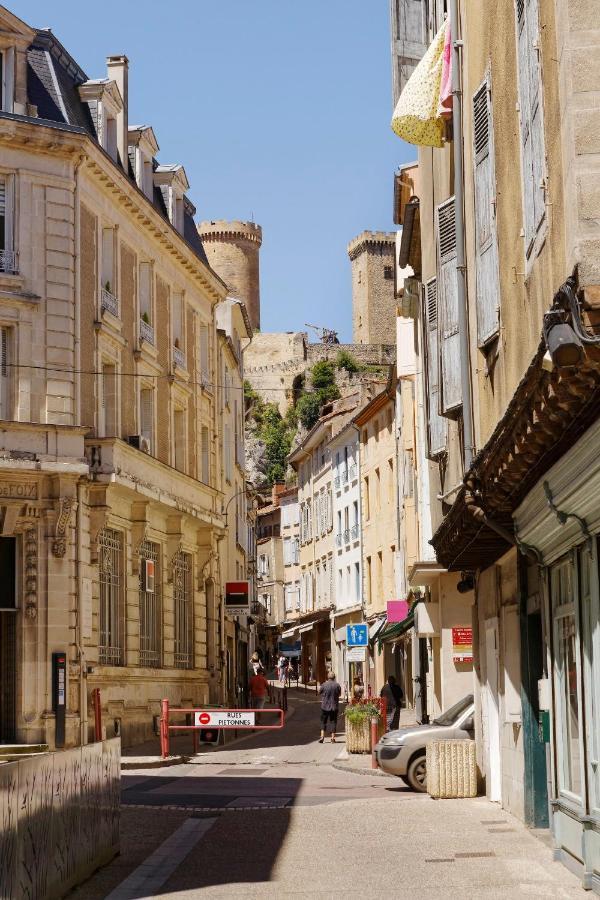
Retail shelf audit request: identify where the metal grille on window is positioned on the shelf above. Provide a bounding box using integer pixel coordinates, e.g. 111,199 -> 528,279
99,528 -> 124,665
139,540 -> 161,667
173,550 -> 193,669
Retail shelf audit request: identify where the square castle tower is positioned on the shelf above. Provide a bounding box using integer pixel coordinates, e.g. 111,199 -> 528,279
348,231 -> 397,345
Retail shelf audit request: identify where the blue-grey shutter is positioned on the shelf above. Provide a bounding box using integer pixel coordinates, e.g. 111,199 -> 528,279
473,78 -> 500,347
390,0 -> 428,106
424,278 -> 447,457
516,0 -> 545,254
437,198 -> 462,415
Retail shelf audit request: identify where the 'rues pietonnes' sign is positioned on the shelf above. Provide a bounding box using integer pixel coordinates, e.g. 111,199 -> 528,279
0,483 -> 38,499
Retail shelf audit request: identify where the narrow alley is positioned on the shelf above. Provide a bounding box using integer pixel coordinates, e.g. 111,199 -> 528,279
71,691 -> 584,899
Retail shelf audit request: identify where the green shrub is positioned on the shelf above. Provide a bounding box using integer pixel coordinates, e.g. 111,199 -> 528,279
311,360 -> 336,392
336,349 -> 360,375
345,702 -> 382,724
295,392 -> 323,430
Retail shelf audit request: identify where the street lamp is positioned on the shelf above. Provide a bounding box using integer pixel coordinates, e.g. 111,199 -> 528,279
543,309 -> 583,369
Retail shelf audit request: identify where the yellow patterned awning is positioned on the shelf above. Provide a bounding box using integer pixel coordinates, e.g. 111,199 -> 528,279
391,21 -> 447,149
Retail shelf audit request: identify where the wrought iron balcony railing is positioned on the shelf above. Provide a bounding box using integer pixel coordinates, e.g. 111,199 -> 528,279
101,287 -> 119,317
139,318 -> 155,345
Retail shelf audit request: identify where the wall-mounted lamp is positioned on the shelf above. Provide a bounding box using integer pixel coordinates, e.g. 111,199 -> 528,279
457,573 -> 474,594
543,309 -> 584,369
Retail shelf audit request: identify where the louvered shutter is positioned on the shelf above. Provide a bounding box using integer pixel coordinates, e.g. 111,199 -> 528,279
473,78 -> 500,347
424,278 -> 447,456
436,199 -> 462,414
201,426 -> 209,483
516,0 -> 545,253
391,0 -> 428,104
0,327 -> 9,419
140,388 -> 153,449
200,325 -> 209,384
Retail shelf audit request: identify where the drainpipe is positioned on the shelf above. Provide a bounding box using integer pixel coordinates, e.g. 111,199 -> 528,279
76,478 -> 88,745
450,0 -> 475,471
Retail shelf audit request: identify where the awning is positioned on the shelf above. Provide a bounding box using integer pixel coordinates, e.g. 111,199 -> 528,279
377,611 -> 415,651
281,627 -> 299,640
369,616 -> 387,641
299,623 -> 316,634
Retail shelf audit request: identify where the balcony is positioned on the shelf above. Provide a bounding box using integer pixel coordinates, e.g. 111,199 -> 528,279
351,523 -> 360,541
334,475 -> 341,490
336,532 -> 343,547
139,318 -> 155,345
348,465 -> 357,481
0,249 -> 18,274
173,345 -> 186,369
342,469 -> 349,484
101,287 -> 119,317
343,528 -> 350,545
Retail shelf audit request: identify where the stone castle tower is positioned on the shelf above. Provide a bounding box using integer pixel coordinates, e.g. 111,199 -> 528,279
348,231 -> 396,344
198,220 -> 262,330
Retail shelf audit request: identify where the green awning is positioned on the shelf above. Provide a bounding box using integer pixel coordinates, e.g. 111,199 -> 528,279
377,611 -> 415,653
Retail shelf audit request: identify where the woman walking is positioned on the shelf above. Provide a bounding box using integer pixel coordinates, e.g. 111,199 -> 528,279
318,671 -> 341,743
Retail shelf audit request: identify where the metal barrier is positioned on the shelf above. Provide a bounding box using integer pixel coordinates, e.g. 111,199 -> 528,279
159,699 -> 286,759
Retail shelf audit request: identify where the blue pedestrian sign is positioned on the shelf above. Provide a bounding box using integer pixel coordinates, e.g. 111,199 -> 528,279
347,623 -> 368,647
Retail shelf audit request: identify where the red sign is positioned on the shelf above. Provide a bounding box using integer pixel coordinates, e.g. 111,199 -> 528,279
452,627 -> 473,663
387,600 -> 410,623
225,581 -> 250,614
198,712 -> 210,726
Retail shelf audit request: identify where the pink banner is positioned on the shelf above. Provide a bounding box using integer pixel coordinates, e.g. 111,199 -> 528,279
387,600 -> 410,623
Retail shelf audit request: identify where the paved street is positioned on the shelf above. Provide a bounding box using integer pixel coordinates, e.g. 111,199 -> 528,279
71,691 -> 585,899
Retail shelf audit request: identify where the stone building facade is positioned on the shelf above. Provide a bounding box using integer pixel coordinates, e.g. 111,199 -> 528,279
0,8 -> 246,749
348,231 -> 397,345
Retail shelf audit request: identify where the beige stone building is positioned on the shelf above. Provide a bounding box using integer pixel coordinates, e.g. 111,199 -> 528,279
0,7 -> 246,749
348,231 -> 396,345
392,0 -> 600,885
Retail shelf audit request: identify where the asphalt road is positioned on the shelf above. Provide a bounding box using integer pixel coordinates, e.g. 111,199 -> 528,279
70,691 -> 585,899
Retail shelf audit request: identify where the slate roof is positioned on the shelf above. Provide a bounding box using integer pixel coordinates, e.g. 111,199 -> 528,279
21,27 -> 209,268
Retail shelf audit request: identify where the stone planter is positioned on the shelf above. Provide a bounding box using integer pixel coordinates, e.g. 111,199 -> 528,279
345,715 -> 382,753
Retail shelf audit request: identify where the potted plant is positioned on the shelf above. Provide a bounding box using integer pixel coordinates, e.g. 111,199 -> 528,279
104,280 -> 112,294
344,701 -> 382,754
141,311 -> 150,325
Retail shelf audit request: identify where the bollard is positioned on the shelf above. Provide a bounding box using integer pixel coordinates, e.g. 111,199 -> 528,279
92,688 -> 102,742
160,698 -> 170,758
371,717 -> 379,769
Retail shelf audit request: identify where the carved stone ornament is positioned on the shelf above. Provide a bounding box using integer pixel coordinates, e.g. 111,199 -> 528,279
23,523 -> 38,619
52,497 -> 74,558
167,542 -> 184,584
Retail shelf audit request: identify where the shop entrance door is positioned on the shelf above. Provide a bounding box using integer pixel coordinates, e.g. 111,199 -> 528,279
415,638 -> 429,724
523,608 -> 549,827
0,537 -> 17,742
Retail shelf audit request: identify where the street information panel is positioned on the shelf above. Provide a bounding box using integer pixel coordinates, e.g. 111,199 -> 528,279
194,710 -> 255,728
346,623 -> 368,647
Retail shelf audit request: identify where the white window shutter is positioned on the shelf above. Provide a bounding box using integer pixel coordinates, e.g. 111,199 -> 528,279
200,325 -> 209,383
516,0 -> 545,254
436,198 -> 462,415
473,78 -> 500,347
424,278 -> 447,457
527,0 -> 545,234
391,0 -> 428,104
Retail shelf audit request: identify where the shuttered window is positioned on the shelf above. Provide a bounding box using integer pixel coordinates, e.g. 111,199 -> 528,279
423,278 -> 447,457
140,387 -> 154,452
391,0 -> 428,105
516,0 -> 545,255
201,425 -> 210,484
473,78 -> 500,347
139,262 -> 152,320
436,198 -> 462,415
199,324 -> 210,385
0,327 -> 10,420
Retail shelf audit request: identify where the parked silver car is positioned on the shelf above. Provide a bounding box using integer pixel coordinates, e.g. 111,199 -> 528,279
374,693 -> 475,791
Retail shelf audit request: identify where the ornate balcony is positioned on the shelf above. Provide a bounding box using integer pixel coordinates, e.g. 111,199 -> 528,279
349,465 -> 357,481
139,318 -> 155,345
351,523 -> 360,541
173,346 -> 186,369
101,287 -> 119,317
335,532 -> 343,547
343,528 -> 350,545
0,249 -> 18,274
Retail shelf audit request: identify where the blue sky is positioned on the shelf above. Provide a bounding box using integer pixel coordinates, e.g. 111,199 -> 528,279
19,1 -> 414,341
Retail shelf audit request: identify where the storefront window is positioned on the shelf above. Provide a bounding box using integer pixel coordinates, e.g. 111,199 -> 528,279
580,540 -> 600,819
552,557 -> 583,804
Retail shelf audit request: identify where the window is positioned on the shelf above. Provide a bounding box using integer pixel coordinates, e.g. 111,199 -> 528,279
99,528 -> 124,665
259,553 -> 270,577
173,550 -> 193,669
384,265 -> 394,280
293,537 -> 299,563
101,228 -> 115,294
377,550 -> 383,599
375,467 -> 381,509
199,324 -> 210,385
374,419 -> 380,443
0,327 -> 11,420
139,540 -> 161,667
473,78 -> 500,346
364,476 -> 370,520
423,278 -> 447,456
174,407 -> 186,472
172,292 -> 185,365
140,387 -> 154,452
223,423 -> 232,482
201,426 -> 210,483
139,262 -> 154,344
354,562 -> 361,603
100,362 -> 117,437
388,458 -> 394,500
0,176 -> 16,273
515,0 -> 546,257
366,556 -> 372,605
403,450 -> 414,498
551,556 -> 583,802
436,197 -> 461,415
391,0 -> 427,103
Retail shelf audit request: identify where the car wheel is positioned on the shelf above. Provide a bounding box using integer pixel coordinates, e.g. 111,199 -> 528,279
406,754 -> 427,792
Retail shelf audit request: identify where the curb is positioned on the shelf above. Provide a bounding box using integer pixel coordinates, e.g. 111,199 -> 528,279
121,754 -> 187,770
331,753 -> 396,779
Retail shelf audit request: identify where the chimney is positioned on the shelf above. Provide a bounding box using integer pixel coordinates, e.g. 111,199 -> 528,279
106,55 -> 129,172
272,482 -> 286,505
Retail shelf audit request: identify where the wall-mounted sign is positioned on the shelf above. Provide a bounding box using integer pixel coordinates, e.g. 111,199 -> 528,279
452,627 -> 473,663
387,600 -> 410,623
225,581 -> 250,616
346,623 -> 368,647
347,647 -> 366,662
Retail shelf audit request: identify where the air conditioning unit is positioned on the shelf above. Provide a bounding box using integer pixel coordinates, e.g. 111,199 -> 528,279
128,435 -> 151,454
141,558 -> 155,593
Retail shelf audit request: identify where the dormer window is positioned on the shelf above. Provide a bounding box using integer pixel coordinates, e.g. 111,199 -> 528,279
78,79 -> 124,164
0,176 -> 16,275
153,165 -> 189,235
0,47 -> 14,113
128,125 -> 159,201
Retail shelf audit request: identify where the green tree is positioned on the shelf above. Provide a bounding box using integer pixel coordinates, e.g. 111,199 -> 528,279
335,349 -> 360,375
296,392 -> 323,430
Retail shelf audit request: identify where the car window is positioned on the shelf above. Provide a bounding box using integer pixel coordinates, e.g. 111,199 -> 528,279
432,694 -> 474,727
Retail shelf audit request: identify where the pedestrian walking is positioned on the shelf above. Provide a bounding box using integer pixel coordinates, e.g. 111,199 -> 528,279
318,671 -> 341,743
278,654 -> 288,685
380,675 -> 403,731
249,651 -> 264,678
352,675 -> 365,702
249,669 -> 269,709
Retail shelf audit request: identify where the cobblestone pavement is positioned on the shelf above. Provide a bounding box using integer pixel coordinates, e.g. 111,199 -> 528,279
71,691 -> 585,899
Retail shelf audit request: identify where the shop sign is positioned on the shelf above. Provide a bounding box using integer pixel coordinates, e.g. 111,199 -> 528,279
0,482 -> 37,499
225,581 -> 250,615
387,600 -> 410,623
452,627 -> 473,662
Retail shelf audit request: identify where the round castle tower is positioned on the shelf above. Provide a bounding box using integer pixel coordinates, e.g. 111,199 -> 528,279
198,220 -> 262,330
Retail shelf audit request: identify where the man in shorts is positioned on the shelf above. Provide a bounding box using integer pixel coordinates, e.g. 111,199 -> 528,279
318,671 -> 341,743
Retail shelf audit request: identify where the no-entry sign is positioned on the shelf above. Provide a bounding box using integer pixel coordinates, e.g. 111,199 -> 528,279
194,710 -> 255,728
